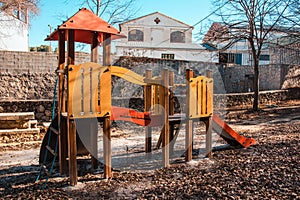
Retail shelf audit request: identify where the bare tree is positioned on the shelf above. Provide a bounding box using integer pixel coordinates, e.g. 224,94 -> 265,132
0,0 -> 39,16
207,0 -> 292,111
66,0 -> 138,25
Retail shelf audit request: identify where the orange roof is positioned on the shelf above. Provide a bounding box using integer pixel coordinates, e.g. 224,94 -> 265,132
45,8 -> 125,44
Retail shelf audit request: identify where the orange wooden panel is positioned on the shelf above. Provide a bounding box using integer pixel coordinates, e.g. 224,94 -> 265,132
68,62 -> 111,118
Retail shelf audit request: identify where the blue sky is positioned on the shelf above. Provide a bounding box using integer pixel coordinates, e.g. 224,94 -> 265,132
29,0 -> 214,48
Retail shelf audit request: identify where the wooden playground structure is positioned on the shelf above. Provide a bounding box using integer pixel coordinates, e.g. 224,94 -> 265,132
39,8 -> 255,186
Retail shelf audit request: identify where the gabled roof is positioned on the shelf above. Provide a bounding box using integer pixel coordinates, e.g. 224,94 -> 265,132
45,8 -> 124,44
119,12 -> 193,29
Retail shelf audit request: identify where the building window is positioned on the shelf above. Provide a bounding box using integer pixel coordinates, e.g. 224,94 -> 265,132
219,53 -> 242,65
162,54 -> 175,59
170,31 -> 185,43
128,29 -> 144,41
259,54 -> 270,61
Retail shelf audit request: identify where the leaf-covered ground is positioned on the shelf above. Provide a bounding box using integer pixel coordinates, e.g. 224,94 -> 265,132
0,106 -> 299,199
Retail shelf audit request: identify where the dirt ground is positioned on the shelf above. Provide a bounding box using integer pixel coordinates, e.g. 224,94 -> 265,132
0,101 -> 299,199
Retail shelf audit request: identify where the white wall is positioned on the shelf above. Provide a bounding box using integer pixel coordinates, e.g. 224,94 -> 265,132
115,13 -> 216,62
0,12 -> 28,52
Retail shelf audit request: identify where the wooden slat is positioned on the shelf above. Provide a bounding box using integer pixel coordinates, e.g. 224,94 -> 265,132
202,79 -> 207,115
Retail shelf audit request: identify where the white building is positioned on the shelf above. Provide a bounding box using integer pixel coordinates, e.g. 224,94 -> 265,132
202,22 -> 298,66
0,6 -> 29,52
115,12 -> 217,62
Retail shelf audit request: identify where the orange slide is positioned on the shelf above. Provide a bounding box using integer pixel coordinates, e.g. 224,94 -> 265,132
111,106 -> 163,127
212,114 -> 256,148
111,106 -> 256,148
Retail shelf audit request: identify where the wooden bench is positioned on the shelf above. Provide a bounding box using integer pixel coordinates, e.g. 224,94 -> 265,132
0,112 -> 40,135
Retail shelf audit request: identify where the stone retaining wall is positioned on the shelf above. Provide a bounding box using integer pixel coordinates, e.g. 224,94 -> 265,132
0,89 -> 298,123
0,54 -> 299,96
0,51 -> 92,74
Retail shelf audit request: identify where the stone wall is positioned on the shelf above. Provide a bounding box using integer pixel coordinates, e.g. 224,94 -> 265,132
0,51 -> 92,74
0,53 -> 299,123
0,89 -> 298,122
0,52 -> 298,94
0,100 -> 54,122
218,64 -> 292,93
0,72 -> 56,100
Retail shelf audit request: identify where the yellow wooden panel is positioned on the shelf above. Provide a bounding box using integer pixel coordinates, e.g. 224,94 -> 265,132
188,76 -> 213,118
206,78 -> 213,116
68,62 -> 111,119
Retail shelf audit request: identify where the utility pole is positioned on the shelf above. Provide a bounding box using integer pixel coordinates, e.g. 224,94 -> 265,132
48,24 -> 52,52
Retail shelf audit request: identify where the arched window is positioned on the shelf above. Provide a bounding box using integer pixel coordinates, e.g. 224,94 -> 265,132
128,29 -> 144,41
170,31 -> 185,43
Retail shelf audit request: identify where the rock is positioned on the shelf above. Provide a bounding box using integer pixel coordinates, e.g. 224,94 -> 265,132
37,105 -> 45,113
45,110 -> 52,117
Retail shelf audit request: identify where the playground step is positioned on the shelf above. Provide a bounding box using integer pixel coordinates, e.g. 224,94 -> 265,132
50,127 -> 59,135
0,112 -> 34,121
0,112 -> 36,129
46,145 -> 57,156
0,128 -> 40,136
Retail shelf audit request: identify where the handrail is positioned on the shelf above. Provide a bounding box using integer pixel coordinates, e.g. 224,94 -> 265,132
110,66 -> 147,86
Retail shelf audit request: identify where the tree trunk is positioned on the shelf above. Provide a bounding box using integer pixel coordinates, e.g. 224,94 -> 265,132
253,61 -> 259,111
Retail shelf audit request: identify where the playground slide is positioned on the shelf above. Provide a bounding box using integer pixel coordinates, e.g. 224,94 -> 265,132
111,106 -> 256,148
111,106 -> 163,127
212,114 -> 256,148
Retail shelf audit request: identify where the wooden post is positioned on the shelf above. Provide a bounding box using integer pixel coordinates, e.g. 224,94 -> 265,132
169,71 -> 175,154
67,30 -> 75,66
145,69 -> 152,153
161,68 -> 170,167
90,31 -> 99,170
102,32 -> 112,178
90,121 -> 98,170
91,31 -> 99,63
206,70 -> 213,158
205,118 -> 213,158
103,33 -> 111,66
103,117 -> 112,178
206,70 -> 213,79
68,118 -> 78,186
67,29 -> 78,185
185,69 -> 194,162
169,71 -> 175,116
58,29 -> 67,175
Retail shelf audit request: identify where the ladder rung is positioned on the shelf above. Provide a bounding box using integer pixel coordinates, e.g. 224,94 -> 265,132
42,164 -> 51,176
50,127 -> 59,135
46,145 -> 57,156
